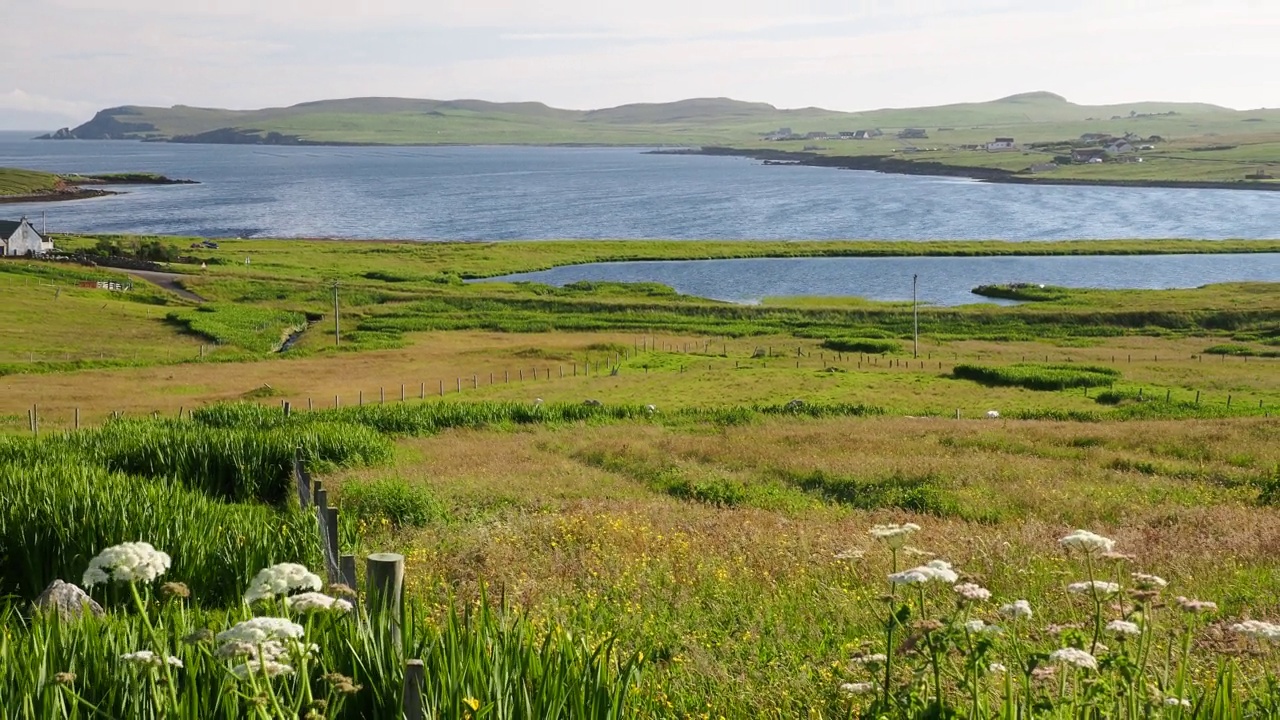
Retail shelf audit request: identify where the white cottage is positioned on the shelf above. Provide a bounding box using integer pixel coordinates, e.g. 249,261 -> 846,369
0,218 -> 53,256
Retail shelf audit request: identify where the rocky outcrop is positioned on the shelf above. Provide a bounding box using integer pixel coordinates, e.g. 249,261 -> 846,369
38,107 -> 160,140
32,580 -> 105,619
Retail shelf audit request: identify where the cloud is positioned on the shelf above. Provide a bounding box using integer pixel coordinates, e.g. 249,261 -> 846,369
0,89 -> 98,119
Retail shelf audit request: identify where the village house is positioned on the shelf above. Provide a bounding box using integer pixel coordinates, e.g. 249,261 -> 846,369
804,131 -> 829,140
1079,133 -> 1114,144
1071,148 -> 1108,163
1104,139 -> 1136,155
986,137 -> 1016,151
0,218 -> 53,256
897,128 -> 929,139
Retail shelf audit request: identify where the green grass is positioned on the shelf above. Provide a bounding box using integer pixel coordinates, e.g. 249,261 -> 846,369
165,304 -> 308,355
0,167 -> 61,196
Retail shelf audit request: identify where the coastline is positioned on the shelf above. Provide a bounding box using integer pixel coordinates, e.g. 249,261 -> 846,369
658,147 -> 1280,192
0,173 -> 195,205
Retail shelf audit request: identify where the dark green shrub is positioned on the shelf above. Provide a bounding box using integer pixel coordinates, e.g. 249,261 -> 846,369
953,363 -> 1120,391
820,337 -> 902,354
340,478 -> 448,527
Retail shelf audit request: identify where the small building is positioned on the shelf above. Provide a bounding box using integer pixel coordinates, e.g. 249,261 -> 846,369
0,218 -> 53,256
1071,148 -> 1108,163
1080,133 -> 1113,144
1104,140 -> 1136,155
898,128 -> 929,139
804,131 -> 829,140
986,137 -> 1016,151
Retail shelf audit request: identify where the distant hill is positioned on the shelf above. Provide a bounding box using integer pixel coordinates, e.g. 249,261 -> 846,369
41,92 -> 1257,146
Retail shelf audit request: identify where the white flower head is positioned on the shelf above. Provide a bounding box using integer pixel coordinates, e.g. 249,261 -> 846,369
243,563 -> 322,604
120,650 -> 183,669
1131,573 -> 1168,589
869,523 -> 921,550
1164,697 -> 1192,708
230,660 -> 294,680
999,599 -> 1033,620
924,559 -> 958,583
839,682 -> 875,695
988,662 -> 1008,674
852,653 -> 887,665
834,548 -> 865,561
217,617 -> 305,647
889,559 -> 958,585
954,583 -> 992,602
1232,620 -> 1280,643
1067,581 -> 1121,596
1049,647 -> 1098,670
986,410 -> 1000,419
1106,620 -> 1142,637
286,592 -> 354,614
82,542 -> 171,586
1059,529 -> 1116,555
964,619 -> 986,633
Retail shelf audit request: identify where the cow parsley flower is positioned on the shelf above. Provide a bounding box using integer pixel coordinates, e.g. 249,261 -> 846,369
989,662 -> 1008,674
1059,530 -> 1116,555
1164,697 -> 1192,708
82,542 -> 171,586
243,563 -> 322,604
1067,581 -> 1121,596
1232,620 -> 1280,643
230,660 -> 294,679
889,559 -> 958,585
1131,573 -> 1168,589
120,650 -> 183,669
999,599 -> 1033,620
286,592 -> 354,614
1175,596 -> 1218,614
839,682 -> 875,695
954,583 -> 992,602
869,523 -> 921,550
1106,620 -> 1141,637
217,617 -> 305,646
1049,647 -> 1098,670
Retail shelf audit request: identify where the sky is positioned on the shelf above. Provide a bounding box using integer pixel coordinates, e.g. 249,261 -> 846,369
2,0 -> 1278,129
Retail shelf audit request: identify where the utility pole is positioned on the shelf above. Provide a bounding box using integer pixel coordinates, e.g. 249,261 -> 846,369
331,280 -> 341,347
912,274 -> 919,359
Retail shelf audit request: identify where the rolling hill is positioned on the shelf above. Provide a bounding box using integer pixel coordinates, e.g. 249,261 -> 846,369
41,92 -> 1265,147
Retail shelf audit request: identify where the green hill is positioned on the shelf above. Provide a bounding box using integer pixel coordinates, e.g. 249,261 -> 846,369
43,91 -> 1265,147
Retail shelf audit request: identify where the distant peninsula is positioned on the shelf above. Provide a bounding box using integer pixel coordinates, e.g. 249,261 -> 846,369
34,92 -> 1280,188
0,167 -> 197,204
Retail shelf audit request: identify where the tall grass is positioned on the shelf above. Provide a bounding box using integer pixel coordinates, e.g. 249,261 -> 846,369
953,363 -> 1120,391
0,459 -> 318,604
166,304 -> 307,354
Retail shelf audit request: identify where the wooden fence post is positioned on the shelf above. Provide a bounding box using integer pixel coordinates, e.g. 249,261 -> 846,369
403,659 -> 426,720
359,390 -> 364,406
339,554 -> 357,589
284,401 -> 291,418
380,387 -> 385,404
400,384 -> 405,402
74,407 -> 80,430
420,383 -> 425,399
439,380 -> 444,397
473,374 -> 478,389
308,397 -> 313,412
367,553 -> 405,642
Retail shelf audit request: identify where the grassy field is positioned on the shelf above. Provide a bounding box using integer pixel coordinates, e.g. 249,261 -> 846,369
0,166 -> 61,196
2,236 -> 1280,717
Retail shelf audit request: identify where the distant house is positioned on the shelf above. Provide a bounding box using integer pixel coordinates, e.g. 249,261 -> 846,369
838,131 -> 857,139
764,127 -> 798,141
986,137 -> 1016,151
804,131 -> 829,140
1071,148 -> 1108,163
0,218 -> 52,256
898,128 -> 929,139
1080,133 -> 1113,144
1104,140 -> 1136,155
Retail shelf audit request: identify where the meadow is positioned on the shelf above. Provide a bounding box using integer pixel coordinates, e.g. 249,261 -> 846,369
1,236 -> 1279,717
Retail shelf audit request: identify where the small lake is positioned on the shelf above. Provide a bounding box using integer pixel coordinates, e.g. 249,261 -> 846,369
481,254 -> 1280,305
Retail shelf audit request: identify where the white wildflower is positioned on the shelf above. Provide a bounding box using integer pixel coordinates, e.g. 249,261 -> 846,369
1059,529 -> 1116,555
1131,573 -> 1168,589
986,410 -> 1000,419
286,592 -> 354,614
924,559 -> 958,583
1067,581 -> 1121,596
954,583 -> 992,602
1232,620 -> 1280,643
989,662 -> 1008,674
82,542 -> 171,586
839,682 -> 875,695
242,563 -> 322,604
852,653 -> 887,665
120,650 -> 183,669
1049,647 -> 1098,670
889,559 -> 958,585
963,619 -> 989,633
1106,620 -> 1142,637
999,599 -> 1033,620
869,523 -> 921,550
217,640 -> 284,660
834,549 -> 865,561
1175,597 -> 1218,614
230,660 -> 294,679
1164,697 -> 1192,708
216,617 -> 305,646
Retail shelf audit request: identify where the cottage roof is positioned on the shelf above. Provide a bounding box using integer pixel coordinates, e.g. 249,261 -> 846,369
0,220 -> 25,237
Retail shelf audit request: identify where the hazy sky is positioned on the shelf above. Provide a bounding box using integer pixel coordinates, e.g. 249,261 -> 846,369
3,0 -> 1277,128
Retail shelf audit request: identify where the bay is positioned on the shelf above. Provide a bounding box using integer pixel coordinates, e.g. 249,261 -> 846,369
1,132 -> 1277,241
481,254 -> 1280,305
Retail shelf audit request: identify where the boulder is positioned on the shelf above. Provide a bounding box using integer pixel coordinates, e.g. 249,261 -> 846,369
32,580 -> 105,620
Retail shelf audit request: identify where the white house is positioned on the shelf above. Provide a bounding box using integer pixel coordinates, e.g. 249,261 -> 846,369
986,137 -> 1016,151
0,218 -> 53,256
1104,140 -> 1136,155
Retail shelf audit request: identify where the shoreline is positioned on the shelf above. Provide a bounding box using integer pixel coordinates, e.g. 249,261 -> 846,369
659,147 -> 1280,192
0,173 -> 196,205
